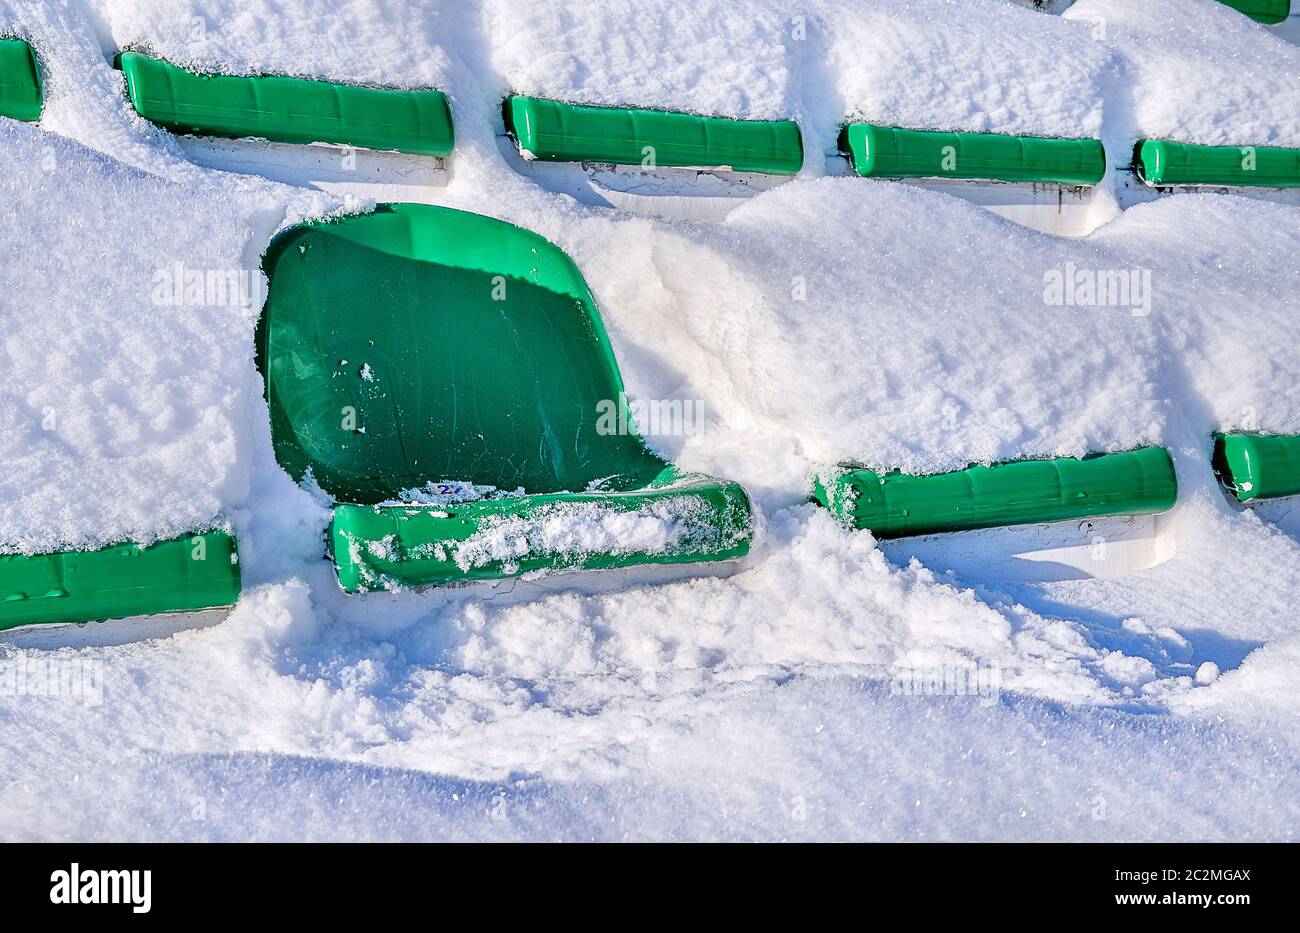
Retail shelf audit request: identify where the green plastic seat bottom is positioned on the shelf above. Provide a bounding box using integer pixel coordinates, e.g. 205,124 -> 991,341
1213,433 -> 1300,502
331,470 -> 752,592
1137,139 -> 1300,188
119,51 -> 453,157
840,123 -> 1106,187
814,447 -> 1178,539
505,95 -> 803,175
0,37 -> 41,122
1217,0 -> 1291,24
0,530 -> 240,631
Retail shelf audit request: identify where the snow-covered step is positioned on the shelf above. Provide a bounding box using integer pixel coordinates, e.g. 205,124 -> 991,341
172,135 -> 448,202
498,134 -> 789,221
831,125 -> 1108,236
499,96 -> 802,221
880,512 -> 1174,583
824,152 -> 1109,236
1113,164 -> 1300,212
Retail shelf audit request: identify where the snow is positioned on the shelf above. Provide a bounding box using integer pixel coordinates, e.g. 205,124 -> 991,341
488,0 -> 1109,149
440,495 -> 736,573
1,0 -> 1299,840
0,118 -> 273,553
484,0 -> 794,121
93,0 -> 462,90
1066,0 -> 1300,149
820,0 -> 1109,141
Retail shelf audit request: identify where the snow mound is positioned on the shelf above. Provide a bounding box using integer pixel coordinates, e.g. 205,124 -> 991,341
1067,0 -> 1300,148
821,0 -> 1109,141
0,120 -> 262,553
484,0 -> 793,120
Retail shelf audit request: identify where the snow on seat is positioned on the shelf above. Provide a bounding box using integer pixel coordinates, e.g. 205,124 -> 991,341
1217,0 -> 1291,24
813,447 -> 1177,539
257,203 -> 753,592
1213,433 -> 1300,502
1136,139 -> 1300,188
118,51 -> 454,157
0,531 -> 240,633
504,95 -> 803,175
0,37 -> 41,122
840,124 -> 1106,188
331,470 -> 752,590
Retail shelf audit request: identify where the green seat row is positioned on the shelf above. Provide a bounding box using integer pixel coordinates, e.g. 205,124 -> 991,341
259,203 -> 754,593
0,37 -> 41,122
1213,433 -> 1300,502
19,43 -> 1300,200
839,123 -> 1106,187
118,51 -> 454,157
814,447 -> 1178,538
0,530 -> 241,632
1217,0 -> 1291,24
96,53 -> 1300,199
504,95 -> 804,175
1137,139 -> 1300,188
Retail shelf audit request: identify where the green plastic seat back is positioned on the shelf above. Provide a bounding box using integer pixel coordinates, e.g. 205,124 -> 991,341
258,204 -> 666,502
0,37 -> 42,123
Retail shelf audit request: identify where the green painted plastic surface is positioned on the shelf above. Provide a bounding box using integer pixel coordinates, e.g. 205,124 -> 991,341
119,51 -> 453,157
840,124 -> 1106,187
1137,139 -> 1300,188
814,447 -> 1178,538
1217,0 -> 1290,24
0,530 -> 240,631
259,203 -> 753,587
332,469 -> 752,591
260,203 -> 670,501
1213,433 -> 1300,502
0,38 -> 41,122
505,95 -> 803,175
